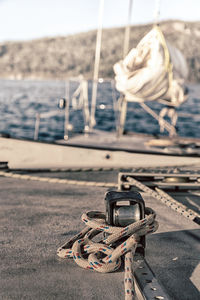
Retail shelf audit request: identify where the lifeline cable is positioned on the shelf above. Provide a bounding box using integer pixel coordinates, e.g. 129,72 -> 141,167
57,209 -> 158,300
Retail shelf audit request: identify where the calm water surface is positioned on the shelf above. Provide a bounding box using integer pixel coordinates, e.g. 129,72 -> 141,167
0,79 -> 200,141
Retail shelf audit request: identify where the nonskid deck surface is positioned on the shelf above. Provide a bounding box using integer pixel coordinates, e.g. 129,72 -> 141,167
0,170 -> 199,300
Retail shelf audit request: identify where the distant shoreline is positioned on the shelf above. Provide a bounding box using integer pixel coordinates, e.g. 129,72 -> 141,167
0,20 -> 199,82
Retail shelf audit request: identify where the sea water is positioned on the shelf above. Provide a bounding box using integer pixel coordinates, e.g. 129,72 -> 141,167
0,79 -> 200,141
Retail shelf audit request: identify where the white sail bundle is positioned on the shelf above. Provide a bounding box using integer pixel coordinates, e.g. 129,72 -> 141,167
113,26 -> 188,107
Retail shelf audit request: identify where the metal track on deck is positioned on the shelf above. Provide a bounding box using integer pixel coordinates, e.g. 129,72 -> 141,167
134,255 -> 170,300
119,169 -> 200,190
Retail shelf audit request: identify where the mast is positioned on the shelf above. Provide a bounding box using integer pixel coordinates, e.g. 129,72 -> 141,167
123,0 -> 133,58
89,0 -> 104,130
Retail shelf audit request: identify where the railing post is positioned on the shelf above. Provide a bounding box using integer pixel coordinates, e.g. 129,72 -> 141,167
64,81 -> 70,140
34,113 -> 40,140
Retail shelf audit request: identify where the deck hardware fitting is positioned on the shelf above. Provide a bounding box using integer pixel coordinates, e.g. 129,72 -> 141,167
118,171 -> 200,225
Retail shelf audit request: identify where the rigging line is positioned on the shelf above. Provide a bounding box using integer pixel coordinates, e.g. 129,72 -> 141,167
140,102 -> 176,135
90,0 -> 104,129
0,171 -> 117,188
125,176 -> 200,225
123,0 -> 134,58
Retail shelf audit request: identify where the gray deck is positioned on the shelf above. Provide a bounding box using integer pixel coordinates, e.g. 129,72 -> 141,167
0,170 -> 199,300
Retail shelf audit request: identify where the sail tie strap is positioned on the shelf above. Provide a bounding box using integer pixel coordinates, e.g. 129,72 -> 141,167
57,209 -> 158,300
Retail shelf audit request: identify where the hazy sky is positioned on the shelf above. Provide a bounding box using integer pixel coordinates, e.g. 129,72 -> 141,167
0,0 -> 199,42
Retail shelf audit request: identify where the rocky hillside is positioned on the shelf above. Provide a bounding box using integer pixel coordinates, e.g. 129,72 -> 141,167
0,20 -> 200,82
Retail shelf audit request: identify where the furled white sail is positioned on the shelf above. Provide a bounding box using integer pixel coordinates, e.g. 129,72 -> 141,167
113,26 -> 188,107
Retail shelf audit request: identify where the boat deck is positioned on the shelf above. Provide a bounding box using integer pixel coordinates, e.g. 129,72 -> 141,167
1,131 -> 200,169
59,129 -> 200,156
1,169 -> 199,299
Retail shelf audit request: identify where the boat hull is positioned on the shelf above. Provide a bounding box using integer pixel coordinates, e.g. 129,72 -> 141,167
1,136 -> 200,169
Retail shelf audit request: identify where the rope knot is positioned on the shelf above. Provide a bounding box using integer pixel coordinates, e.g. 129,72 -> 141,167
57,209 -> 158,272
57,208 -> 158,299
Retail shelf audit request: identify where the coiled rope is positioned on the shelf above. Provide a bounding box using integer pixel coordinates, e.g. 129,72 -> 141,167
57,209 -> 158,300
